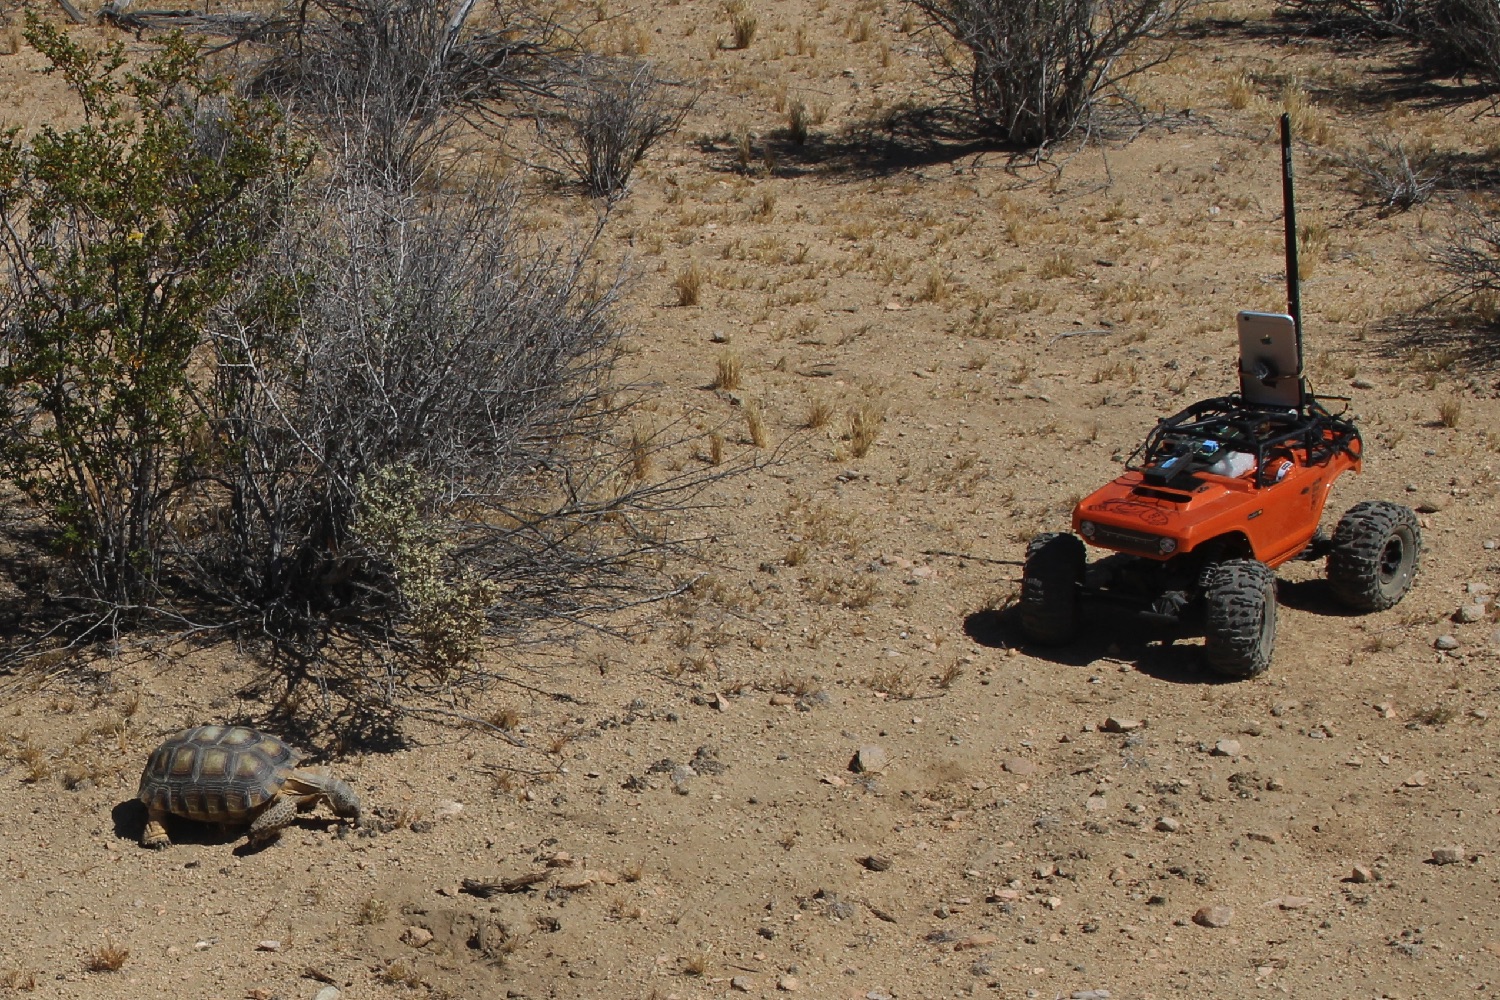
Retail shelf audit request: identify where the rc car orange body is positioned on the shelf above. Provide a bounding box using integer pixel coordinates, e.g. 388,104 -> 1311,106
1073,399 -> 1363,570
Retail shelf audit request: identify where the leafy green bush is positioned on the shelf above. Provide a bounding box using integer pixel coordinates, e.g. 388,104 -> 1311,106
0,18 -> 303,610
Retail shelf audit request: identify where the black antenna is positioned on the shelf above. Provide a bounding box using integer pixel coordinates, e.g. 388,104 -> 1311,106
1280,113 -> 1303,365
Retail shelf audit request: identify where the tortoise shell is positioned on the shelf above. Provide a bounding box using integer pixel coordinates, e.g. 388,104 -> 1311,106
138,725 -> 302,824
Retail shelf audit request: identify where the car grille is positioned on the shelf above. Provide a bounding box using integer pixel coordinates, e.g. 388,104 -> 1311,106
1091,524 -> 1164,555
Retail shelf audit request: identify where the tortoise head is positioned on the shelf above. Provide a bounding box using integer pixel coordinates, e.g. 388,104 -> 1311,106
327,779 -> 362,821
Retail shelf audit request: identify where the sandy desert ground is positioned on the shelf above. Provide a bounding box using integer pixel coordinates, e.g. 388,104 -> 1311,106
2,1 -> 1500,998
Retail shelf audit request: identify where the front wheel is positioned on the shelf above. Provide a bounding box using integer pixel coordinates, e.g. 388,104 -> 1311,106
1327,500 -> 1421,612
1202,559 -> 1277,679
1019,532 -> 1084,645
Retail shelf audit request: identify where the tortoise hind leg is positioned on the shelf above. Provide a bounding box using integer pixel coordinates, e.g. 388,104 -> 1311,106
245,796 -> 298,845
141,805 -> 172,849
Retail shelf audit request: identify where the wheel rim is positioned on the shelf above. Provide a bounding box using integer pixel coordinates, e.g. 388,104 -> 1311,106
1377,532 -> 1409,587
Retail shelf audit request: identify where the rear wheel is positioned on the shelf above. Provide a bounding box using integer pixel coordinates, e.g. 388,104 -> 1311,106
1327,500 -> 1421,612
1202,559 -> 1277,679
1020,532 -> 1084,644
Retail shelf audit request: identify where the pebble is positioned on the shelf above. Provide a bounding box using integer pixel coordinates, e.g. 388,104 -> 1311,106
255,940 -> 281,952
1192,905 -> 1233,928
1003,758 -> 1038,776
778,974 -> 801,991
1435,635 -> 1459,651
1072,992 -> 1112,1000
953,933 -> 998,950
1277,896 -> 1312,910
433,799 -> 464,820
1155,817 -> 1181,833
1432,846 -> 1465,865
401,926 -> 434,948
1488,540 -> 1499,550
313,989 -> 342,1000
1402,772 -> 1428,788
731,976 -> 753,992
1103,717 -> 1143,733
770,693 -> 796,706
1351,865 -> 1375,884
1212,739 -> 1242,757
1456,605 -> 1486,624
1351,376 -> 1375,390
851,746 -> 888,773
868,992 -> 894,1000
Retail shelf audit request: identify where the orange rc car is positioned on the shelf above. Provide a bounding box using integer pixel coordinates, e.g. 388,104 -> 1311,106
1019,116 -> 1421,678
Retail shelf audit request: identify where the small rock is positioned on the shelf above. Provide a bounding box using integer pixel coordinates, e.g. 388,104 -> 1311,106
1414,498 -> 1447,514
314,989 -> 342,1000
1072,992 -> 1112,1000
255,940 -> 281,952
851,746 -> 888,773
731,976 -> 753,992
1435,635 -> 1459,651
1351,864 -> 1375,884
1155,817 -> 1181,833
1402,772 -> 1428,788
777,974 -> 801,991
1246,832 -> 1277,845
859,854 -> 893,872
1278,896 -> 1312,910
711,692 -> 729,711
1103,716 -> 1143,733
433,799 -> 464,820
193,940 -> 212,952
1351,376 -> 1375,390
1432,846 -> 1465,865
1192,905 -> 1233,928
401,926 -> 434,948
1003,757 -> 1038,776
1456,605 -> 1487,624
953,933 -> 999,950
1487,539 -> 1499,550
770,693 -> 796,707
868,992 -> 894,1000
1212,739 -> 1242,757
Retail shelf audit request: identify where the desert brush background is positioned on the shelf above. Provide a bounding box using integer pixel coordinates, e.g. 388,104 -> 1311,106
2,0 -> 1500,997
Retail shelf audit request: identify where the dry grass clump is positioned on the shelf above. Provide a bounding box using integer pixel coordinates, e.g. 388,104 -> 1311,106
787,99 -> 810,144
712,351 -> 743,391
1282,80 -> 1332,145
627,421 -> 654,480
1224,72 -> 1256,110
801,399 -> 834,430
846,401 -> 885,458
744,402 -> 769,447
916,270 -> 949,302
724,1 -> 757,49
1438,397 -> 1463,428
674,262 -> 703,306
83,938 -> 129,973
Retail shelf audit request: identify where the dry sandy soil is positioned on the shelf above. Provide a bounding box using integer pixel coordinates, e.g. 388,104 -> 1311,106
2,1 -> 1500,998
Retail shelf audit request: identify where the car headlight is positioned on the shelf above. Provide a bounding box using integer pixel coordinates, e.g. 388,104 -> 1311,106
1158,537 -> 1177,555
1078,520 -> 1096,539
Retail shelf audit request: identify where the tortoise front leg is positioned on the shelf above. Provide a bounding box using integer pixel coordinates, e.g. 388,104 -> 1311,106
141,805 -> 172,849
245,796 -> 298,845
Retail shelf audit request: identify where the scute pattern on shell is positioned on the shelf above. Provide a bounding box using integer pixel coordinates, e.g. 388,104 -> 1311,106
138,725 -> 302,824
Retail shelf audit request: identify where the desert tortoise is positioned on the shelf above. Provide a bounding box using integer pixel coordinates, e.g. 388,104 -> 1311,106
137,724 -> 360,848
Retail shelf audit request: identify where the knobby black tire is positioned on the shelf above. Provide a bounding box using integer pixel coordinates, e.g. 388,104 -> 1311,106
1327,500 -> 1422,613
1202,559 -> 1277,679
1020,532 -> 1084,645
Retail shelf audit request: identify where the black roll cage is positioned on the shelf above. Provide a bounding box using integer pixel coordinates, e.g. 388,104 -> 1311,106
1128,394 -> 1361,490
